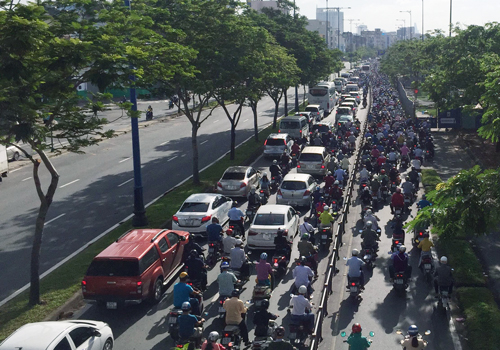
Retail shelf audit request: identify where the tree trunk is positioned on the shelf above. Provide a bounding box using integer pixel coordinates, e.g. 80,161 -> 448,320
273,99 -> 280,129
191,124 -> 200,185
230,122 -> 236,160
283,88 -> 288,116
303,85 -> 306,105
29,153 -> 59,306
251,101 -> 259,142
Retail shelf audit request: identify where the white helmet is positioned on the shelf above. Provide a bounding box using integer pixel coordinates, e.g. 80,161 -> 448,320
352,249 -> 359,256
334,180 -> 340,185
273,159 -> 277,165
366,209 -> 372,215
298,285 -> 308,294
324,205 -> 329,211
440,256 -> 448,264
399,245 -> 407,253
235,239 -> 243,246
208,331 -> 219,341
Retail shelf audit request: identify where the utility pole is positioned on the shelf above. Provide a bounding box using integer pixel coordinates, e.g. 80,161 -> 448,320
325,0 -> 329,48
331,7 -> 350,51
449,0 -> 452,37
422,0 -> 424,41
294,0 -> 299,112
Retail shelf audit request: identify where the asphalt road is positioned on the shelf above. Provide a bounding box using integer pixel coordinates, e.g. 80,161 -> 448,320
0,87 -> 304,301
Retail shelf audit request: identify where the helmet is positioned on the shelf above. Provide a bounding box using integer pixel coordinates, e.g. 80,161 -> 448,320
440,256 -> 448,264
260,252 -> 268,260
298,285 -> 308,294
235,239 -> 243,246
422,194 -> 427,199
396,187 -> 401,193
405,176 -> 410,181
277,228 -> 284,236
365,220 -> 373,228
262,172 -> 268,177
324,205 -> 329,211
316,186 -> 320,191
180,272 -> 188,279
352,249 -> 359,256
301,233 -> 309,241
226,229 -> 233,235
231,289 -> 241,297
319,196 -> 324,201
261,299 -> 270,309
327,171 -> 332,176
352,323 -> 362,334
399,245 -> 406,253
408,325 -> 419,336
381,169 -> 386,174
190,250 -> 199,258
232,202 -> 238,207
366,209 -> 372,215
250,187 -> 256,193
212,217 -> 219,223
208,331 -> 219,342
273,159 -> 277,165
334,180 -> 340,185
181,301 -> 191,311
275,326 -> 286,337
304,217 -> 310,222
221,262 -> 230,269
423,233 -> 430,238
300,255 -> 308,263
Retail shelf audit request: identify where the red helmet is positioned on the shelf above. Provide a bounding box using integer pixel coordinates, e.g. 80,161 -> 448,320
352,323 -> 362,333
381,169 -> 386,174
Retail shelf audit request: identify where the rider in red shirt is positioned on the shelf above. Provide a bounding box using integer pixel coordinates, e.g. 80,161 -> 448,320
390,188 -> 405,214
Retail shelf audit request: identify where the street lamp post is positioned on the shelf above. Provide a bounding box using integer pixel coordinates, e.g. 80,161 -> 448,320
124,0 -> 148,227
449,0 -> 452,37
422,0 -> 424,41
330,7 -> 350,51
400,10 -> 411,39
294,0 -> 299,112
325,0 -> 329,48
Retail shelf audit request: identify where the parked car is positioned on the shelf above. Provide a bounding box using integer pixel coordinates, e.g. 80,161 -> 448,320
217,166 -> 261,197
297,146 -> 331,176
0,320 -> 114,350
264,133 -> 293,158
6,144 -> 22,161
82,229 -> 189,307
276,173 -> 317,207
247,204 -> 299,250
172,193 -> 233,234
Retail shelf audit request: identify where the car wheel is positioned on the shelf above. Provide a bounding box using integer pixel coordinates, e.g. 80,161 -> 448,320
103,338 -> 113,350
13,152 -> 20,161
152,278 -> 163,304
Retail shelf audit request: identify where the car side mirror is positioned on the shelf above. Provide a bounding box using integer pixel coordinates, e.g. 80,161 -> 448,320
180,236 -> 187,241
92,329 -> 102,337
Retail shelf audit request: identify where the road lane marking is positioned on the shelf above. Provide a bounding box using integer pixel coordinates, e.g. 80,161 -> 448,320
45,213 -> 66,226
9,168 -> 21,173
21,177 -> 32,182
200,140 -> 208,145
118,178 -> 134,187
160,141 -> 168,146
168,156 -> 178,162
213,119 -> 219,123
243,119 -> 249,122
59,179 -> 80,188
119,157 -> 131,163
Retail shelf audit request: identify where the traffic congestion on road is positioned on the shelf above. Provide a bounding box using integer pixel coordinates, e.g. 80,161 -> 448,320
0,62 -> 461,350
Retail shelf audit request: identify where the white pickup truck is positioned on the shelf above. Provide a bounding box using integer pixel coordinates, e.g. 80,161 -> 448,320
0,145 -> 8,181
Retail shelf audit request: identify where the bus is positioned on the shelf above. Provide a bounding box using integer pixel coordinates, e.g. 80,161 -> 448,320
307,82 -> 337,115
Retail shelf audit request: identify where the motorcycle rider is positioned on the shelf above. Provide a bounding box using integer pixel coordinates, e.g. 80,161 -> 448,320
146,105 -> 153,120
414,145 -> 424,162
346,249 -> 365,289
329,181 -> 344,207
390,188 -> 405,214
177,301 -> 205,342
400,325 -> 427,350
289,285 -> 315,334
174,272 -> 202,316
182,233 -> 205,262
378,169 -> 389,186
297,234 -> 318,276
185,250 -> 208,290
293,256 -> 315,296
387,149 -> 398,166
247,187 -> 261,208
260,173 -> 271,195
417,233 -> 434,270
202,332 -> 226,350
408,167 -> 420,190
434,256 -> 454,296
417,194 -> 431,209
323,171 -> 335,193
361,221 -> 380,251
230,239 -> 249,279
267,326 -> 294,350
223,289 -> 250,346
291,141 -> 301,156
346,323 -> 372,350
206,217 -> 224,251
280,150 -> 290,172
270,160 -> 282,182
299,217 -> 315,245
370,176 -> 381,199
217,262 -> 239,298
402,177 -> 415,199
360,187 -> 372,204
222,229 -> 237,255
256,252 -> 273,286
274,228 -> 291,261
334,167 -> 347,185
363,209 -> 379,231
228,202 -> 245,236
319,205 -> 336,229
359,165 -> 370,183
253,299 -> 278,337
389,166 -> 400,185
389,245 -> 412,282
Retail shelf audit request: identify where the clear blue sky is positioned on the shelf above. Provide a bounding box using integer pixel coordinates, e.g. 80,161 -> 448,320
296,0 -> 500,35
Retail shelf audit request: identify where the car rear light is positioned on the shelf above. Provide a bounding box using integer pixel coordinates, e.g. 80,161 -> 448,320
172,215 -> 179,223
81,280 -> 87,292
264,140 -> 267,146
248,230 -> 258,236
283,140 -> 287,145
217,182 -> 222,188
303,190 -> 310,196
240,182 -> 247,189
201,215 -> 212,223
321,165 -> 325,169
137,281 -> 142,294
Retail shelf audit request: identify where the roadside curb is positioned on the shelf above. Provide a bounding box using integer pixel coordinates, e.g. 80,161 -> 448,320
43,290 -> 84,321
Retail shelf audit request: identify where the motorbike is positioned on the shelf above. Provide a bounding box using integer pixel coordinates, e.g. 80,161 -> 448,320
390,181 -> 398,193
393,271 -> 408,292
412,229 -> 425,247
381,185 -> 389,201
425,149 -> 434,161
218,295 -> 229,319
437,285 -> 451,311
252,283 -> 273,309
362,247 -> 376,268
206,241 -> 221,267
271,250 -> 289,277
221,325 -> 241,349
246,204 -> 260,223
287,305 -> 309,345
400,155 -> 409,169
220,257 -> 249,288
168,307 -> 183,340
347,276 -> 362,300
259,189 -> 269,205
393,207 -> 403,221
421,254 -> 434,281
146,110 -> 153,121
391,231 -> 405,253
290,153 -> 299,168
269,176 -> 281,193
251,320 -> 277,350
404,193 -> 412,212
319,224 -> 333,250
396,329 -> 431,348
228,220 -> 244,240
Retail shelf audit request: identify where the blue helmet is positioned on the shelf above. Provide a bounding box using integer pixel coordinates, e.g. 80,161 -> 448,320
181,302 -> 191,311
408,325 -> 419,336
260,252 -> 268,260
221,262 -> 230,269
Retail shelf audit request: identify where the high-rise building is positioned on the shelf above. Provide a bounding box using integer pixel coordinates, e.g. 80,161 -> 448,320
316,8 -> 344,33
357,24 -> 367,35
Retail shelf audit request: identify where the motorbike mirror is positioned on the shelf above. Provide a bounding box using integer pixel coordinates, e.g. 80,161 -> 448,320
424,330 -> 431,336
359,230 -> 363,233
395,329 -> 403,335
340,331 -> 347,337
369,331 -> 375,337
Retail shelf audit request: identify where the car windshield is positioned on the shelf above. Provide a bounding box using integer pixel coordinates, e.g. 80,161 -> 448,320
311,125 -> 330,133
222,172 -> 245,180
338,108 -> 351,114
299,153 -> 323,162
280,121 -> 299,128
281,181 -> 307,190
86,259 -> 139,277
180,202 -> 210,212
309,88 -> 328,96
339,117 -> 352,122
253,213 -> 285,226
305,107 -> 319,113
266,138 -> 286,146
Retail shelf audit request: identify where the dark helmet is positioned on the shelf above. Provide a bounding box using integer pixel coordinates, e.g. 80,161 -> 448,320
261,299 -> 270,309
181,301 -> 192,311
190,250 -> 199,258
231,289 -> 241,297
275,326 -> 286,337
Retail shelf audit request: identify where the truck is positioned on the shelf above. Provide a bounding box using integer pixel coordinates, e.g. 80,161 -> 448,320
0,145 -> 8,181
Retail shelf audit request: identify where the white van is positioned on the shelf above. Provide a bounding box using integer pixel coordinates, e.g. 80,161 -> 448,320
345,83 -> 359,92
279,115 -> 309,140
0,145 -> 9,180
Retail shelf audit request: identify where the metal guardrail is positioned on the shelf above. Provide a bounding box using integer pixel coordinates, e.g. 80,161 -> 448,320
309,89 -> 371,350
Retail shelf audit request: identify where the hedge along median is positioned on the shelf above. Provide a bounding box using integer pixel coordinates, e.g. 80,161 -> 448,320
0,119 -> 279,342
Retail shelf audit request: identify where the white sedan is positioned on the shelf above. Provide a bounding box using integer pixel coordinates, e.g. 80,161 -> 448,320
0,320 -> 114,350
246,204 -> 299,250
172,193 -> 233,236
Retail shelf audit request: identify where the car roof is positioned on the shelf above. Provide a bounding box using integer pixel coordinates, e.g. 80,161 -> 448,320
1,322 -> 74,349
313,121 -> 332,126
256,204 -> 291,214
305,104 -> 321,108
184,193 -> 220,202
302,146 -> 326,154
283,173 -> 314,182
339,115 -> 353,121
267,133 -> 289,139
283,115 -> 307,120
96,229 -> 180,259
224,166 -> 250,173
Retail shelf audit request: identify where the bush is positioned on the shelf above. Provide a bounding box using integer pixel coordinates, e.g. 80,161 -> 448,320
421,168 -> 442,192
457,287 -> 500,350
437,238 -> 486,287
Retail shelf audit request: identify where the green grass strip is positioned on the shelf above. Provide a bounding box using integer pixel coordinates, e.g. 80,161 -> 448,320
456,287 -> 500,350
421,168 -> 442,193
0,121 -> 277,341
